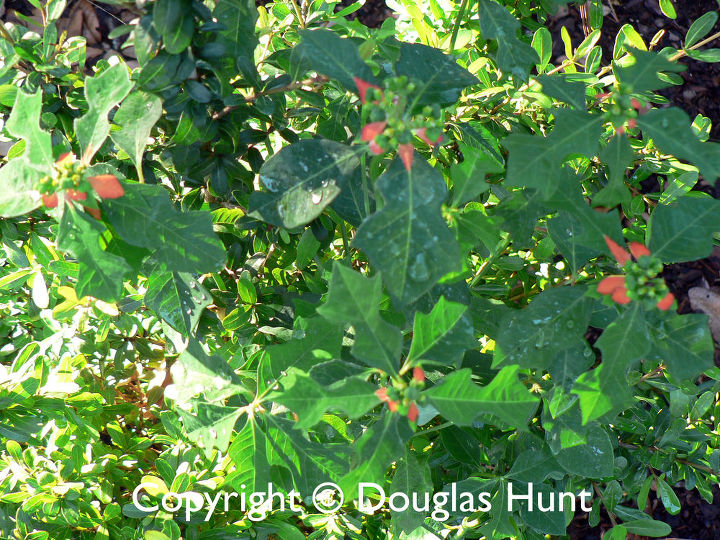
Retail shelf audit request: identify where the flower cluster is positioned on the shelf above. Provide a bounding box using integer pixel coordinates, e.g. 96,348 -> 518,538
354,75 -> 444,171
375,367 -> 426,423
38,153 -> 124,217
597,235 -> 674,310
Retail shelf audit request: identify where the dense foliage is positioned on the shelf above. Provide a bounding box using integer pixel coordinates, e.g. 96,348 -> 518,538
2,0 -> 720,538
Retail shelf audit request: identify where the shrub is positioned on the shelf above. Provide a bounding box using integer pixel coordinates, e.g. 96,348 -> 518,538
1,0 -> 720,538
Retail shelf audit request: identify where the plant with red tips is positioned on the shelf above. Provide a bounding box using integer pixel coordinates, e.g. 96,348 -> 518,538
375,367 -> 426,424
354,75 -> 444,171
38,153 -> 124,217
598,235 -> 674,310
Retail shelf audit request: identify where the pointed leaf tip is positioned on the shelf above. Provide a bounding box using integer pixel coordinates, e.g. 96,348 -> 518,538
604,235 -> 631,265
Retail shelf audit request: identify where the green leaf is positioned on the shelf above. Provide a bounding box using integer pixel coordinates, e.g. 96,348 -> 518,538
257,316 -> 344,394
227,417 -> 270,493
685,11 -> 718,48
5,89 -> 53,173
494,287 -> 592,369
213,0 -> 258,66
604,526 -> 627,540
623,518 -> 671,537
450,142 -> 503,207
593,133 -> 633,207
656,478 -> 681,515
595,303 -> 650,374
110,91 -> 162,179
248,139 -> 365,228
424,367 -> 539,428
478,0 -> 540,80
646,312 -> 713,380
268,368 -> 378,430
170,339 -> 248,406
648,195 -> 720,262
532,27 -> 552,71
153,0 -> 194,54
408,296 -> 476,367
103,183 -> 226,273
57,206 -> 131,301
638,107 -> 720,182
339,412 -> 412,495
317,263 -> 402,374
613,49 -> 685,93
504,109 -> 603,195
572,362 -> 633,424
0,89 -> 53,217
507,443 -> 561,482
554,424 -> 614,478
535,74 -> 587,110
394,42 -> 478,107
144,271 -> 212,336
178,398 -> 244,458
74,62 -> 133,163
547,342 -> 595,390
355,153 -> 461,305
294,28 -> 376,92
390,452 -> 432,534
659,0 -> 676,19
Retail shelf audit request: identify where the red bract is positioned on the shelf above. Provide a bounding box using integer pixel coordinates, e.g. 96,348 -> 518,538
353,77 -> 381,104
414,127 -> 443,147
387,400 -> 399,412
361,121 -> 387,143
413,366 -> 425,382
604,235 -> 631,266
628,241 -> 650,259
42,193 -> 59,208
89,174 -> 124,199
398,143 -> 414,171
407,403 -> 419,422
375,388 -> 389,402
597,275 -> 626,295
656,292 -> 675,311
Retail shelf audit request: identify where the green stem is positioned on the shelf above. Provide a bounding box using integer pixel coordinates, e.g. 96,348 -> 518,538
449,0 -> 470,54
290,0 -> 306,29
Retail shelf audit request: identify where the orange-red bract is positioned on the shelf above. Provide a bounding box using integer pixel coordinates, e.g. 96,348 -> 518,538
611,287 -> 632,304
656,292 -> 675,311
42,193 -> 59,208
597,275 -> 626,295
604,235 -> 631,266
89,175 -> 124,199
361,121 -> 387,142
413,366 -> 426,382
398,143 -> 414,171
407,403 -> 419,422
353,77 -> 381,104
628,242 -> 650,259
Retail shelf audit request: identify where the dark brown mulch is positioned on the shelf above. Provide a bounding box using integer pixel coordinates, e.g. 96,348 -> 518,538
548,0 -> 720,140
336,0 -> 391,28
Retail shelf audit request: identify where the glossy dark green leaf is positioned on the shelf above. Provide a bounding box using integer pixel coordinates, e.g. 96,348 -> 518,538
153,0 -> 194,54
478,0 -> 540,80
103,183 -> 226,273
408,296 -> 476,367
294,28 -> 376,91
424,367 -> 539,428
144,271 -> 212,336
535,74 -> 586,110
494,287 -> 592,369
648,196 -> 720,262
317,263 -> 402,374
355,153 -> 461,305
646,312 -> 713,381
450,142 -> 503,207
394,42 -> 478,107
554,424 -> 614,478
56,206 -> 131,301
638,107 -> 720,182
613,49 -> 685,93
248,139 -> 364,228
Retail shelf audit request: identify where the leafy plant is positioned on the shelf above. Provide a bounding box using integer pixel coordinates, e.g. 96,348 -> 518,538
2,0 -> 720,538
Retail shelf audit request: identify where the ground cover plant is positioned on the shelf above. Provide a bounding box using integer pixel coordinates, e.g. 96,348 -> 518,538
2,0 -> 720,538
